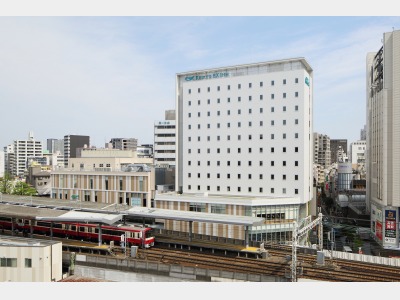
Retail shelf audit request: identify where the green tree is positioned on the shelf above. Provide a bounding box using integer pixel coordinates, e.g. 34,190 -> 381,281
12,181 -> 37,196
324,197 -> 334,210
0,172 -> 14,194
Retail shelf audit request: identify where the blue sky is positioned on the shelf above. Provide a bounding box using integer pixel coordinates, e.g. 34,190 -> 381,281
1,13 -> 400,150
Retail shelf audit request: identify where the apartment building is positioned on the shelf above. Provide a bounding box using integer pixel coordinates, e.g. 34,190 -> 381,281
350,140 -> 366,165
9,132 -> 43,177
155,58 -> 314,243
0,150 -> 4,178
3,145 -> 14,176
154,109 -> 176,167
313,132 -> 331,168
110,138 -> 138,151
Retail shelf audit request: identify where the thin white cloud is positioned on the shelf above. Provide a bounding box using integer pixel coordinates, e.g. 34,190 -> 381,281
1,17 -> 400,148
0,17 -> 175,145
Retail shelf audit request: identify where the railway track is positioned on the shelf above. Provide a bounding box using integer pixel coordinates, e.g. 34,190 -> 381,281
136,245 -> 400,282
265,247 -> 400,281
2,231 -> 399,282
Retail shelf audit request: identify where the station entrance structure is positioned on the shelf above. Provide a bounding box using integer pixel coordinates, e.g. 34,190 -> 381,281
0,194 -> 264,247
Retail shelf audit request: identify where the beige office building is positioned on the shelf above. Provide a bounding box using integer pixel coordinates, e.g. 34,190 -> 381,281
367,29 -> 400,249
51,148 -> 155,207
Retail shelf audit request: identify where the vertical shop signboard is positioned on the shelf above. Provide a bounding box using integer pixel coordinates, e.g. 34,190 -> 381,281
384,210 -> 397,245
376,221 -> 383,240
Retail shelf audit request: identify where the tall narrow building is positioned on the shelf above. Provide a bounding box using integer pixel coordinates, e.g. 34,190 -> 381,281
330,139 -> 348,164
367,29 -> 400,249
63,135 -> 90,167
154,109 -> 176,167
47,138 -> 64,155
10,132 -> 43,177
0,150 -> 4,178
313,132 -> 331,168
156,58 -> 314,243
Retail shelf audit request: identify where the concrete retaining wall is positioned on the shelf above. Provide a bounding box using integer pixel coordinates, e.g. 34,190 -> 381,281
63,253 -> 287,282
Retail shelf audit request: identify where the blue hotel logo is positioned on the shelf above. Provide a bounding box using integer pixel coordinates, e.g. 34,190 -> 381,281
305,77 -> 310,86
185,72 -> 229,81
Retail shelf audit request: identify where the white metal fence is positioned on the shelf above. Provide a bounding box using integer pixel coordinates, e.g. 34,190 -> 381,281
323,249 -> 400,267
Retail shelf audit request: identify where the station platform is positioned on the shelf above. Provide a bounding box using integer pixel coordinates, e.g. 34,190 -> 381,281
154,233 -> 263,258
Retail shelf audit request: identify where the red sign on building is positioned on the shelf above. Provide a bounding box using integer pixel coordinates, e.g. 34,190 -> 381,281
376,221 -> 383,240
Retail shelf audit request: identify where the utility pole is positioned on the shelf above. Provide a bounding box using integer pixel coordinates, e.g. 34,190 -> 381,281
291,212 -> 324,282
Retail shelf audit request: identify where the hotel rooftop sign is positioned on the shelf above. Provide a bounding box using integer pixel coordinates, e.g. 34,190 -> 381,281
184,72 -> 230,81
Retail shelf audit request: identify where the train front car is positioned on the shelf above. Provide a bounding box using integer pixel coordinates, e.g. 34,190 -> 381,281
143,227 -> 155,248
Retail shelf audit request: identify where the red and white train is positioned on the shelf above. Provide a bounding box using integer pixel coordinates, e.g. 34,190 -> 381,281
0,217 -> 155,248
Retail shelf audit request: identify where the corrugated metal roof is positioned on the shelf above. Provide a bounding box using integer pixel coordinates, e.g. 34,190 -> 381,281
36,211 -> 123,225
126,207 -> 264,226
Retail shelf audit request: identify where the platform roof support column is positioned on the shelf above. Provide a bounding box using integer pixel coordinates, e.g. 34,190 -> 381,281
245,226 -> 249,248
318,212 -> 323,251
30,220 -> 33,238
98,224 -> 102,246
189,221 -> 193,242
50,222 -> 53,239
11,218 -> 14,236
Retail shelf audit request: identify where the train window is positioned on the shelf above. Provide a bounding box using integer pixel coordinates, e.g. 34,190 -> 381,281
146,229 -> 154,238
103,229 -> 119,236
37,222 -> 50,227
79,227 -> 85,232
95,228 -> 99,234
103,229 -> 111,235
71,225 -> 76,231
53,223 -> 62,229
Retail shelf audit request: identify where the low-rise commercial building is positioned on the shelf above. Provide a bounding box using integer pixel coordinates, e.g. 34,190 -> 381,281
0,236 -> 62,282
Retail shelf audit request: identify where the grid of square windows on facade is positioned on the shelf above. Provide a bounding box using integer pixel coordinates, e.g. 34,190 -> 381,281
184,76 -> 303,195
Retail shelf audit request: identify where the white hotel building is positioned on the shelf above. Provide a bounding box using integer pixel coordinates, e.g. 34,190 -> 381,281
155,58 -> 314,243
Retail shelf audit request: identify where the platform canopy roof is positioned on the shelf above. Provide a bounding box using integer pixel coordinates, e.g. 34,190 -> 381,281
36,211 -> 123,225
124,207 -> 265,226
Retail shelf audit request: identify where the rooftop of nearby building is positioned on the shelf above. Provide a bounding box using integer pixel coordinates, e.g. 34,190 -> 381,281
0,236 -> 60,247
155,191 -> 301,206
177,57 -> 313,76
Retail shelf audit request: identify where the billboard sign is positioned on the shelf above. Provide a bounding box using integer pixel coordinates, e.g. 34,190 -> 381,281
376,221 -> 383,241
384,209 -> 397,244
